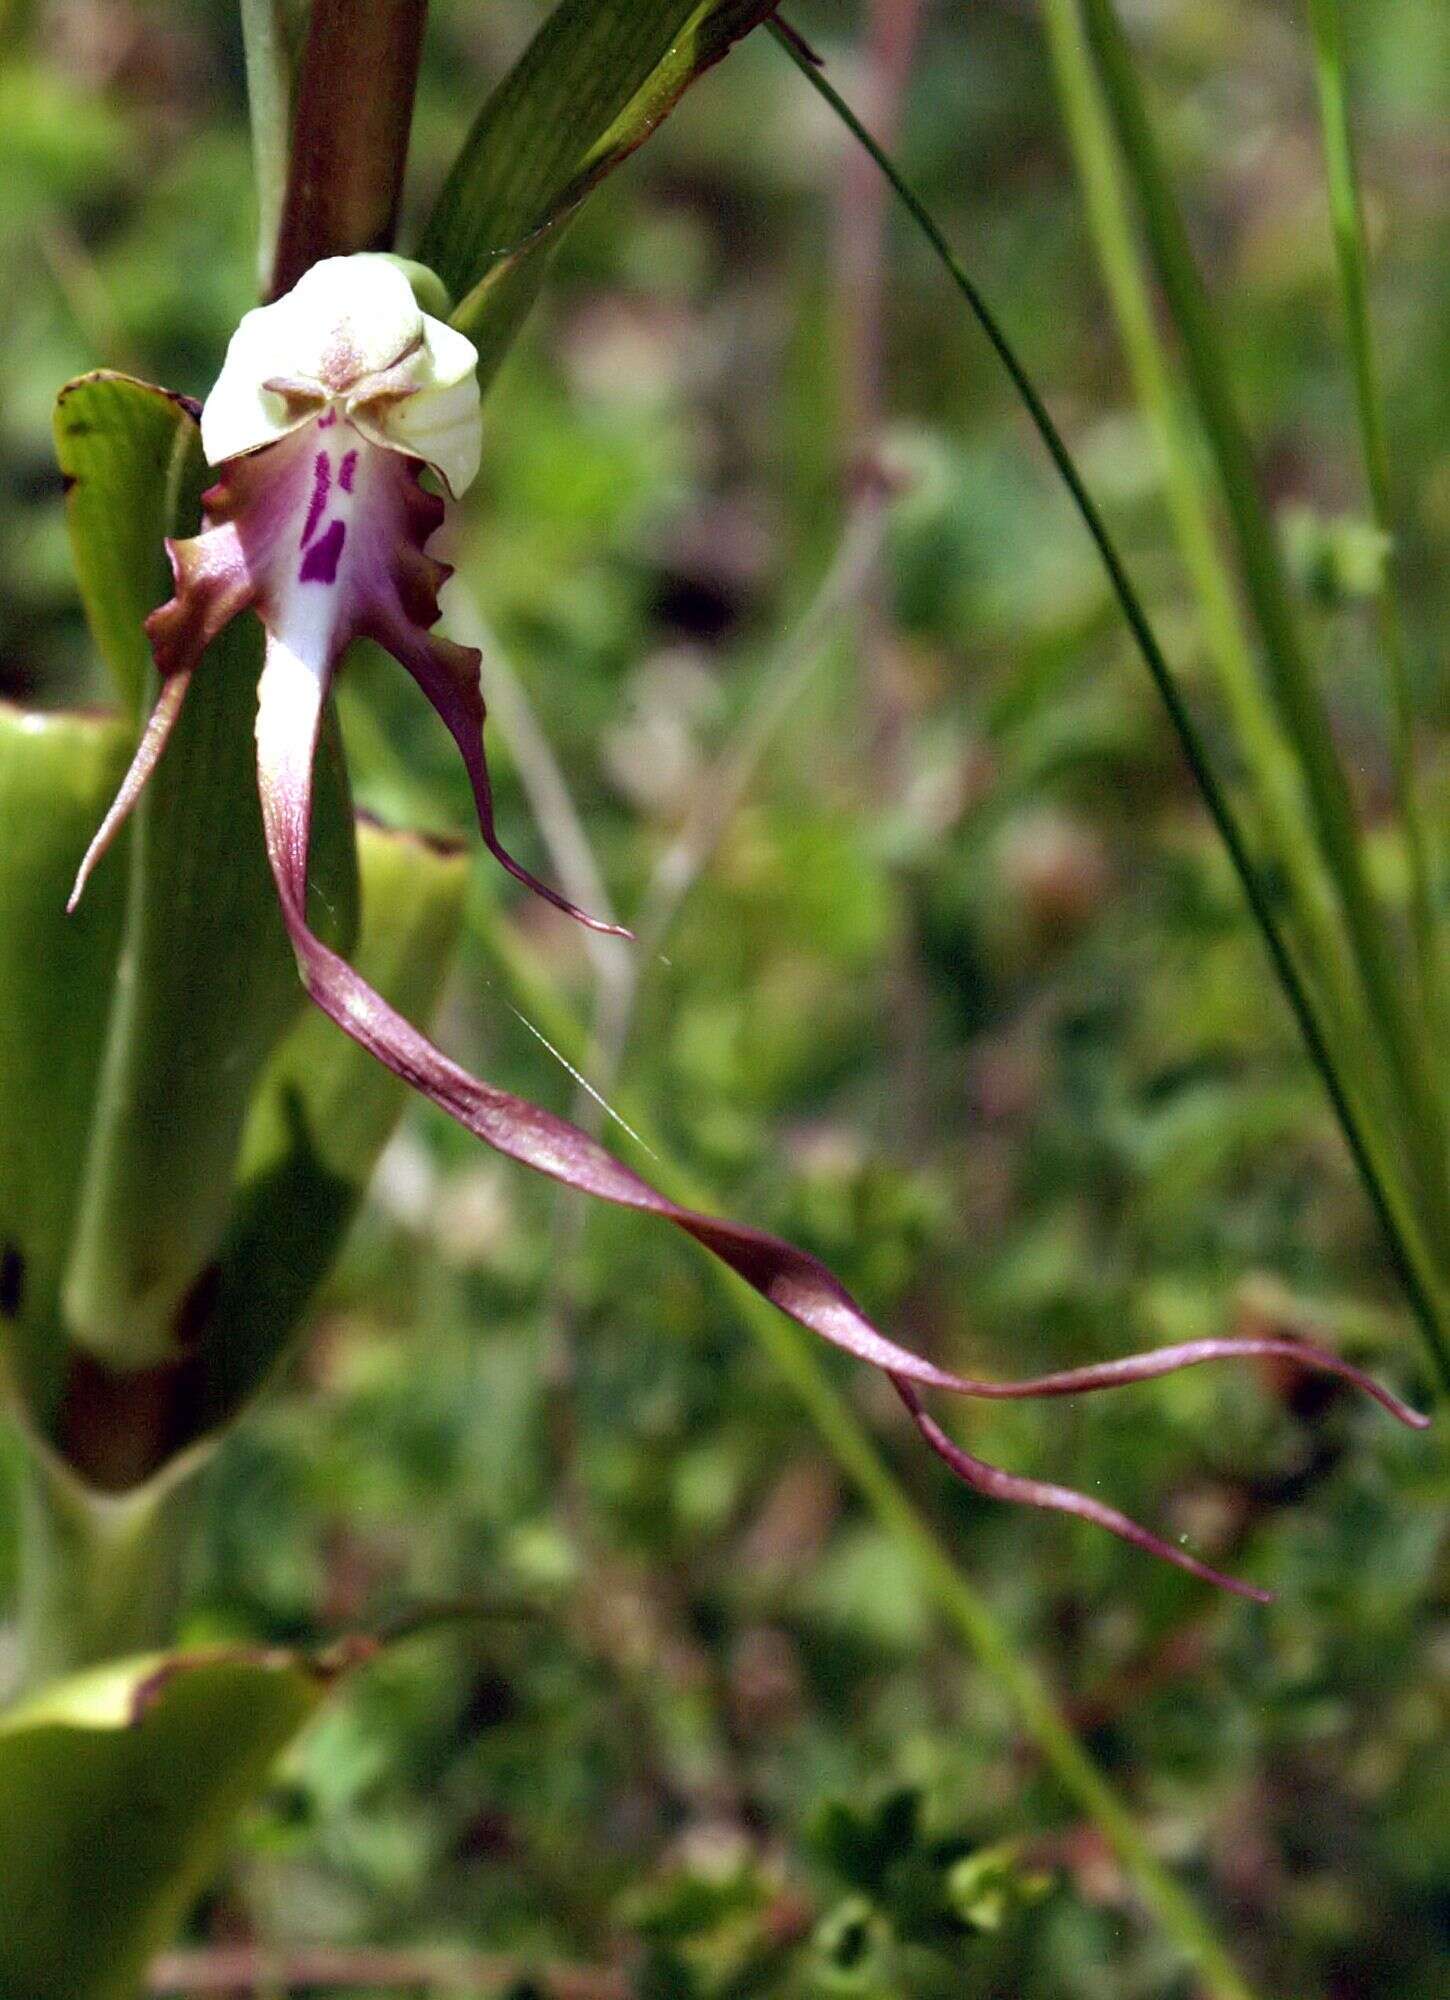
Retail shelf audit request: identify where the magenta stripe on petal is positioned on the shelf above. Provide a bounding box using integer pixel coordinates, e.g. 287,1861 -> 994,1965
301,451 -> 332,547
299,517 -> 346,585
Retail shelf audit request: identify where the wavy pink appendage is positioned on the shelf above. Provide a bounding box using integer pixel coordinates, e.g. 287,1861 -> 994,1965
72,402 -> 1428,1600
253,631 -> 1425,1602
70,411 -> 625,937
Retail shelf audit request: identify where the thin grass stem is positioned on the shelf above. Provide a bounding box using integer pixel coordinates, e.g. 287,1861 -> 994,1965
1075,0 -> 1449,1272
767,15 -> 1450,1389
1039,0 -> 1374,1100
1305,0 -> 1442,1061
467,884 -> 1265,2000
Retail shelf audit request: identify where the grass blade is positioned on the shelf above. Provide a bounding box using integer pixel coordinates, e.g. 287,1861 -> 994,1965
1305,0 -> 1442,1061
767,16 -> 1450,1389
1039,0 -> 1361,1053
1076,0 -> 1448,1265
1037,0 -> 1439,1370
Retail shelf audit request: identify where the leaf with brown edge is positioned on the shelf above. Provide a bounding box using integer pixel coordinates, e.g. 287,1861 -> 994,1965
53,372 -> 208,716
0,1645 -> 341,2000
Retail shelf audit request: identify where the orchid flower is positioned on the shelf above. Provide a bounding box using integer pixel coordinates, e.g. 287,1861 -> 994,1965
70,255 -> 1427,1601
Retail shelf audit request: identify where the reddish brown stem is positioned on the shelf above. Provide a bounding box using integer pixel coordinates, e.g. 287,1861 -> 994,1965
270,0 -> 429,297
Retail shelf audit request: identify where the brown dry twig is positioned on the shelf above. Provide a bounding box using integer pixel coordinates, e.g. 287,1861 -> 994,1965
149,1943 -> 629,1999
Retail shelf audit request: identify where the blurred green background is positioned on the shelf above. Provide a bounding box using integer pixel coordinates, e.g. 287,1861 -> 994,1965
2,1 -> 1448,1994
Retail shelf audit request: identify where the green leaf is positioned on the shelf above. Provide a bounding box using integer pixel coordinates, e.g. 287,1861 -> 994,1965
0,1646 -> 334,2000
0,706 -> 130,1415
944,1843 -> 1051,1935
52,374 -> 360,1377
1305,0 -> 1440,1046
14,804 -> 495,1674
53,373 -> 205,717
809,1895 -> 896,1993
420,0 -> 776,385
176,817 -> 469,1447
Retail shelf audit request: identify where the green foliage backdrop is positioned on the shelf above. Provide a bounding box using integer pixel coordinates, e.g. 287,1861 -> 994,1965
1,2 -> 1447,1994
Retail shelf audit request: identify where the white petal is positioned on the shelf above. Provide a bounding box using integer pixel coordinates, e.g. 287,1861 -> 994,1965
200,297 -> 318,464
201,254 -> 482,494
288,254 -> 425,383
364,322 -> 482,497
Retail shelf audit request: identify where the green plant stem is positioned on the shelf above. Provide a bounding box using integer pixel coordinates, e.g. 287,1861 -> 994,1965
12,1439 -> 194,1698
767,15 -> 1450,1389
469,888 -> 1262,2000
1305,0 -> 1441,1058
1075,0 -> 1448,1266
269,0 -> 428,297
238,0 -> 302,291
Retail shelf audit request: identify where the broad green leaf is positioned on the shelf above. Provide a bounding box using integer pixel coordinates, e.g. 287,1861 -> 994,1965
176,817 -> 469,1446
0,1646 -> 334,2000
54,373 -> 204,716
15,789 -> 465,1672
420,0 -> 776,384
53,375 -> 359,1376
0,706 -> 130,1417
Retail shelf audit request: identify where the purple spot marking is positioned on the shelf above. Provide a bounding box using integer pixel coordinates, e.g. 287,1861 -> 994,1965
301,452 -> 331,547
318,408 -> 338,429
299,518 -> 347,585
339,449 -> 358,494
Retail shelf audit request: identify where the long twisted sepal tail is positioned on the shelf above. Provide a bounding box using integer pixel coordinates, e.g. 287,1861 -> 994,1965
255,650 -> 1427,1597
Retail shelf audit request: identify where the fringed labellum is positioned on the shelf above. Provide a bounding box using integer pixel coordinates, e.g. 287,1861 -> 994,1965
69,254 -> 1428,1600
